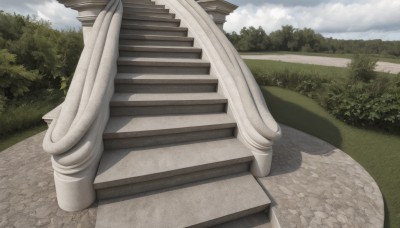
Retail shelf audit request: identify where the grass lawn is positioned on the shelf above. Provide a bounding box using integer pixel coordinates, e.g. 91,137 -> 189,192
262,86 -> 400,228
0,124 -> 47,152
241,51 -> 400,64
244,59 -> 398,81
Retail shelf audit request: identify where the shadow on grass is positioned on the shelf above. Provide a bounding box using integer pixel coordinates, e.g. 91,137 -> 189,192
261,87 -> 342,148
261,87 -> 343,176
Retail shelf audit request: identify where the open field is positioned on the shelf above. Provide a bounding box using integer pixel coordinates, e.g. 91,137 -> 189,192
241,51 -> 400,65
244,59 -> 398,80
262,86 -> 400,228
242,54 -> 400,74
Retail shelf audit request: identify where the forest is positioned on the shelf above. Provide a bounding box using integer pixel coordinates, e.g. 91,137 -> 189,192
0,12 -> 83,138
226,25 -> 400,56
0,12 -> 83,113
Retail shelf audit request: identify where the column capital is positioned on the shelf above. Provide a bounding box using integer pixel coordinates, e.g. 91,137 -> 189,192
58,0 -> 109,26
196,0 -> 238,30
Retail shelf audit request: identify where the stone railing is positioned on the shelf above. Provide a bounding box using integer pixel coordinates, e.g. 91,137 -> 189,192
42,0 -> 122,211
155,0 -> 282,177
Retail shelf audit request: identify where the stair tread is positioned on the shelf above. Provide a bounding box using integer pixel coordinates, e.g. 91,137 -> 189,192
214,213 -> 271,228
95,173 -> 270,228
111,93 -> 227,106
118,57 -> 209,65
115,73 -> 216,84
94,138 -> 253,188
119,45 -> 200,52
123,15 -> 180,22
124,4 -> 163,9
121,24 -> 186,31
120,34 -> 194,41
103,113 -> 236,138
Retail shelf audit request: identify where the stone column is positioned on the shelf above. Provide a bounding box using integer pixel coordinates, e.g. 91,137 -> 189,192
196,0 -> 238,31
57,0 -> 109,44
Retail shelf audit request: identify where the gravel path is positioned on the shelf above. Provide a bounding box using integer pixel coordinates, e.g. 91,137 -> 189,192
0,132 -> 96,228
242,54 -> 400,74
259,125 -> 384,228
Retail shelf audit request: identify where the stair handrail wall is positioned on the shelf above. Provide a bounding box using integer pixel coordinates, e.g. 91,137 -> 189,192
155,0 -> 282,177
42,0 -> 122,212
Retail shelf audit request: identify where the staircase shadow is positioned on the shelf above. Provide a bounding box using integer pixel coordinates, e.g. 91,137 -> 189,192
261,88 -> 343,176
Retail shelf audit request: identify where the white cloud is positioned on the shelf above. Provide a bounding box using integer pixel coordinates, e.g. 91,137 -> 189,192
225,0 -> 400,40
0,0 -> 79,30
27,0 -> 80,30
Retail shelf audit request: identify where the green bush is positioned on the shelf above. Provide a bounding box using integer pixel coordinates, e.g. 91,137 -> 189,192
0,90 -> 62,138
252,69 -> 329,99
325,80 -> 400,133
348,53 -> 378,82
249,62 -> 400,134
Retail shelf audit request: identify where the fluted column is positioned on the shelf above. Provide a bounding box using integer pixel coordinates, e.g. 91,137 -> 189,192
58,0 -> 109,44
196,0 -> 237,30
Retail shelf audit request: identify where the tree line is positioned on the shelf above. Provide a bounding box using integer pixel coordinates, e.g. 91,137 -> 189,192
0,12 -> 83,112
225,25 -> 400,56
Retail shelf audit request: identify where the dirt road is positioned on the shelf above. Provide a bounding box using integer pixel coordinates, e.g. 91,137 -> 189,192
241,54 -> 400,74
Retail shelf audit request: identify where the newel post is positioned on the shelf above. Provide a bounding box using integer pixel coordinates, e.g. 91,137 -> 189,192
57,0 -> 109,44
196,0 -> 238,31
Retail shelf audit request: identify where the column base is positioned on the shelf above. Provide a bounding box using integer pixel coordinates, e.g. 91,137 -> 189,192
250,148 -> 273,177
53,164 -> 97,212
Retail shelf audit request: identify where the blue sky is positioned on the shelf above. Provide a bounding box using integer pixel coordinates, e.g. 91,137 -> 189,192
0,0 -> 399,40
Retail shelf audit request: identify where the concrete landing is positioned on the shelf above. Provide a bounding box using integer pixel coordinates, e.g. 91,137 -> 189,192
0,124 -> 384,227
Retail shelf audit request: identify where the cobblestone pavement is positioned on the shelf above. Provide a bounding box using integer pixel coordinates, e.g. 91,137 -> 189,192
242,54 -> 400,74
0,132 -> 96,228
0,126 -> 384,227
259,125 -> 384,228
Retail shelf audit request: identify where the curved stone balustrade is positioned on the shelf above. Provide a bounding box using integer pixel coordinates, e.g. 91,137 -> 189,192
42,0 -> 122,212
155,0 -> 282,177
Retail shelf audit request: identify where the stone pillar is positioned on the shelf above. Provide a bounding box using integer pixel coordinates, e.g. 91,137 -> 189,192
57,0 -> 109,44
196,0 -> 238,31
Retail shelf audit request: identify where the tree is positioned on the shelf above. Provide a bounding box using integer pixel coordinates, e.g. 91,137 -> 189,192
0,49 -> 41,99
236,26 -> 269,51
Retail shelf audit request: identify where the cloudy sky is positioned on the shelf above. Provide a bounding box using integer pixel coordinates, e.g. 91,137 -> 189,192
1,0 -> 399,40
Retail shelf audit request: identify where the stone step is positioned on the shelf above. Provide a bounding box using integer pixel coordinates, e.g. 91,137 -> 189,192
123,0 -> 165,11
213,213 -> 271,228
110,92 -> 227,116
122,1 -> 157,7
118,57 -> 210,74
123,11 -> 175,19
121,24 -> 187,37
94,138 -> 253,199
123,6 -> 169,14
115,73 -> 217,84
95,173 -> 271,228
114,73 -> 217,93
103,113 -> 236,149
119,34 -> 194,46
119,44 -> 201,58
122,16 -> 180,27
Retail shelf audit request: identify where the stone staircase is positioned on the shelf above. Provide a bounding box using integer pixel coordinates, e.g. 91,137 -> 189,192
94,0 -> 272,227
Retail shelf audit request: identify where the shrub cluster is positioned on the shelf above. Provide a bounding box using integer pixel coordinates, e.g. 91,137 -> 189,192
0,90 -> 62,138
325,80 -> 400,133
251,56 -> 400,134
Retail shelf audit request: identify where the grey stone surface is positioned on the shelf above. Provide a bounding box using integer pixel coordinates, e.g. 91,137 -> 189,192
95,138 -> 252,188
95,173 -> 270,228
0,124 -> 384,227
259,125 -> 384,228
0,132 -> 96,228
